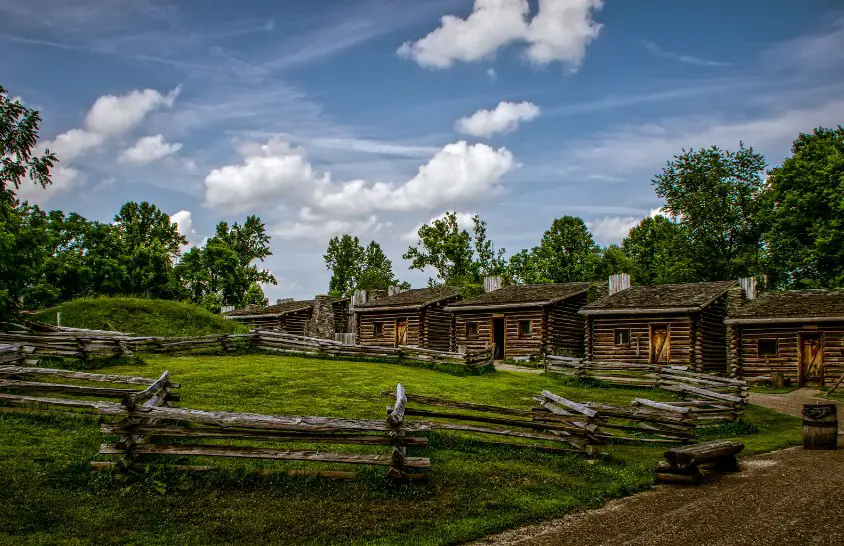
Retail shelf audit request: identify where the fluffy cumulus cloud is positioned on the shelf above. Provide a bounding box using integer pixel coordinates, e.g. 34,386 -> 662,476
84,87 -> 181,137
204,139 -> 518,219
273,215 -> 387,241
16,166 -> 83,205
587,215 -> 639,244
119,135 -> 183,164
169,210 -> 199,246
398,0 -> 603,69
456,101 -> 540,137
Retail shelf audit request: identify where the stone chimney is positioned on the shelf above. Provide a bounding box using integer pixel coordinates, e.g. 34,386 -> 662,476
276,298 -> 294,305
484,275 -> 503,293
608,273 -> 631,296
304,295 -> 336,340
388,285 -> 406,297
368,289 -> 387,302
738,277 -> 757,300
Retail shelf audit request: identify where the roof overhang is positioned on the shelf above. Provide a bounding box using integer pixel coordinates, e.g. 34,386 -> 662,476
579,306 -> 701,316
354,304 -> 424,313
225,305 -> 312,319
725,316 -> 844,325
446,289 -> 588,313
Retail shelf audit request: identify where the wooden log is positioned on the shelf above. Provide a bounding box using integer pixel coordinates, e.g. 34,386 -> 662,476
387,383 -> 407,480
384,392 -> 583,421
127,371 -> 170,406
540,391 -> 598,418
663,440 -> 745,468
98,444 -> 431,467
431,422 -> 587,449
0,366 -> 178,387
0,379 -> 140,398
90,461 -> 360,479
661,384 -> 743,404
403,408 -> 591,435
0,392 -> 123,412
631,398 -> 691,415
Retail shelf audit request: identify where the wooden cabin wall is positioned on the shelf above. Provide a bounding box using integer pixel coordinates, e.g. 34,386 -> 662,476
737,322 -> 844,384
546,294 -> 587,356
356,311 -> 421,347
590,314 -> 691,365
332,302 -> 349,334
423,302 -> 453,351
230,315 -> 281,330
279,309 -> 312,337
699,295 -> 728,373
452,308 -> 545,359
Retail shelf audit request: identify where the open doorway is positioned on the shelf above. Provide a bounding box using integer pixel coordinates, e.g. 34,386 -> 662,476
491,317 -> 505,359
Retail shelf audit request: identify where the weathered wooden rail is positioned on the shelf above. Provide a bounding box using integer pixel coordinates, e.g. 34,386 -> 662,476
543,356 -> 747,422
655,440 -> 745,484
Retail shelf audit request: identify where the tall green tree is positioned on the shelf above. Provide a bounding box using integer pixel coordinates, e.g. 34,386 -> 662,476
653,144 -> 768,281
403,212 -> 505,292
764,127 -> 844,288
508,216 -> 601,284
1,86 -> 56,321
621,215 -> 696,285
324,236 -> 405,296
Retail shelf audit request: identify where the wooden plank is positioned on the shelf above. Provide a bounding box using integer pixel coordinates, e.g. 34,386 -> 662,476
98,444 -> 431,467
0,379 -> 140,398
431,422 -> 586,449
405,408 -> 590,435
0,392 -> 123,412
631,398 -> 691,415
661,384 -> 743,404
540,391 -> 598,418
127,371 -> 169,406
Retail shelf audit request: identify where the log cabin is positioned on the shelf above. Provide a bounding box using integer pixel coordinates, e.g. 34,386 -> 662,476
224,297 -> 349,336
725,288 -> 844,385
354,287 -> 462,350
579,280 -> 736,373
446,283 -> 590,360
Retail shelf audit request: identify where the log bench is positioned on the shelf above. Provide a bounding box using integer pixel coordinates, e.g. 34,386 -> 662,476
654,440 -> 745,484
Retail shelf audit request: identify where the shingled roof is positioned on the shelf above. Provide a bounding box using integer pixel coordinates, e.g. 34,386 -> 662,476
354,286 -> 462,312
725,289 -> 844,323
580,281 -> 735,315
446,283 -> 590,311
225,297 -> 346,318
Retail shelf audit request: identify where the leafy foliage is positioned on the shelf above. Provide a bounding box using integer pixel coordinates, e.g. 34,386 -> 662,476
763,127 -> 844,288
0,86 -> 56,195
621,215 -> 696,285
508,216 -> 601,284
652,144 -> 768,281
324,235 -> 406,297
403,212 -> 506,294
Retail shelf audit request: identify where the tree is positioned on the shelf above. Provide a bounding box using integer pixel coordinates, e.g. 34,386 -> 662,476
242,282 -> 268,307
0,86 -> 55,321
621,215 -> 696,285
764,127 -> 844,288
324,235 -> 365,296
508,216 -> 601,284
324,236 -> 405,296
403,212 -> 505,292
114,201 -> 186,260
652,144 -> 768,281
1,86 -> 56,196
593,244 -> 634,281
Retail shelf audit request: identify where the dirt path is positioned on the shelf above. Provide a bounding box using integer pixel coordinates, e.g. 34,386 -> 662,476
472,447 -> 844,546
749,387 -> 842,420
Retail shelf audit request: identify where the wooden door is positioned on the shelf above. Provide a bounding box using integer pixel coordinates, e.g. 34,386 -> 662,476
799,333 -> 823,385
650,326 -> 670,365
395,320 -> 408,347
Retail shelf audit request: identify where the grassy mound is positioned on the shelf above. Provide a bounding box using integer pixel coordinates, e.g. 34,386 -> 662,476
31,297 -> 248,337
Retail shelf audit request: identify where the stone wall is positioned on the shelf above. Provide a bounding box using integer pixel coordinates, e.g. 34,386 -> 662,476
304,295 -> 336,340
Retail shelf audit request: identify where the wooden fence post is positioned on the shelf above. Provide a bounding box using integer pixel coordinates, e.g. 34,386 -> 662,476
387,383 -> 407,480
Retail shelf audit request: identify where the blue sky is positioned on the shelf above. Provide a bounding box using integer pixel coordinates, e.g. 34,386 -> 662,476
2,0 -> 843,300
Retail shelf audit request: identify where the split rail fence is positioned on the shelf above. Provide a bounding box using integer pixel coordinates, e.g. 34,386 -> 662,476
543,356 -> 747,423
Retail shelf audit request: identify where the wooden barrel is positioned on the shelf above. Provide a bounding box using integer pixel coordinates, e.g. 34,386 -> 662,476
802,403 -> 838,450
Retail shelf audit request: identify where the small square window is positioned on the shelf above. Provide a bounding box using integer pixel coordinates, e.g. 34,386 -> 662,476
373,322 -> 384,337
615,329 -> 631,345
466,322 -> 479,340
758,339 -> 777,356
518,320 -> 532,337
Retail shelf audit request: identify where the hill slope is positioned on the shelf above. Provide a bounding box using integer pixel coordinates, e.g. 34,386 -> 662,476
31,297 -> 248,337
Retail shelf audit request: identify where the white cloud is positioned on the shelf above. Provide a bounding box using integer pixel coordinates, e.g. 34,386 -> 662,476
183,159 -> 198,172
44,128 -> 105,162
272,215 -> 385,242
456,101 -> 540,137
204,139 -> 324,213
402,211 -> 476,242
119,134 -> 183,164
16,166 -> 83,205
84,87 -> 181,137
205,139 -> 518,218
397,0 -> 603,69
170,209 -> 200,246
587,215 -> 639,244
486,67 -> 497,79
643,41 -> 730,67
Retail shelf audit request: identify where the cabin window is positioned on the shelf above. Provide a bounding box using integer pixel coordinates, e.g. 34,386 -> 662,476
518,320 -> 532,337
615,329 -> 631,345
373,322 -> 384,337
758,339 -> 778,356
466,322 -> 479,340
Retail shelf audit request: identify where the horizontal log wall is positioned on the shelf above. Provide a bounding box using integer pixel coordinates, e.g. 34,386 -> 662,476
423,301 -> 455,351
546,293 -> 587,357
452,308 -> 546,359
738,322 -> 844,384
332,302 -> 349,334
357,311 -> 421,348
700,295 -> 728,374
452,310 -> 493,354
591,314 -> 691,365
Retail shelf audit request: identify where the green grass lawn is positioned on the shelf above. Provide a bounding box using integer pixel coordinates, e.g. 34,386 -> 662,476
30,297 -> 248,337
0,354 -> 802,546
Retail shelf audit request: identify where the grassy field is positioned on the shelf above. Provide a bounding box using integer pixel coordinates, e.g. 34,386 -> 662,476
0,353 -> 801,545
30,297 -> 248,337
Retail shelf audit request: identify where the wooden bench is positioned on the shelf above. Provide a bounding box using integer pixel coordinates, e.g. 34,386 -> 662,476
654,440 -> 745,484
